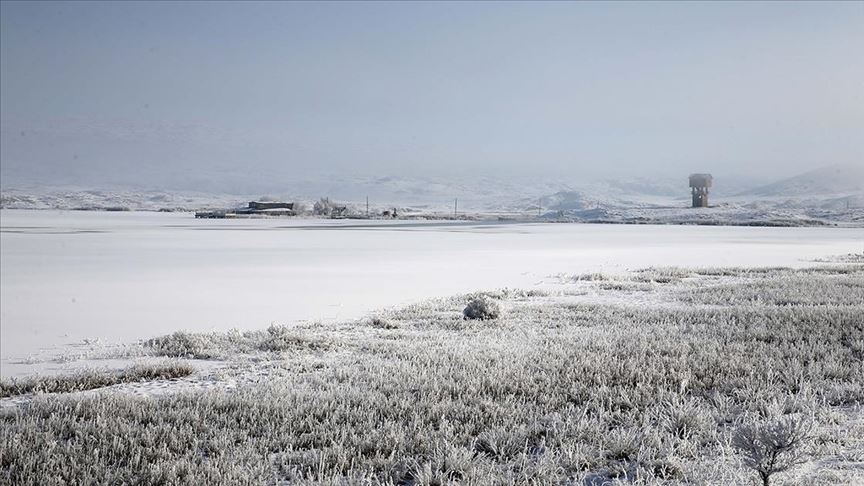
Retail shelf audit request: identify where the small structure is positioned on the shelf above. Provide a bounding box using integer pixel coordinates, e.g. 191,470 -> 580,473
689,173 -> 713,208
247,201 -> 293,211
195,201 -> 295,218
195,210 -> 228,219
236,201 -> 294,216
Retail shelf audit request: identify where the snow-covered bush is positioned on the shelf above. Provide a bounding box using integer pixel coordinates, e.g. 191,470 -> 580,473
146,331 -> 212,359
462,296 -> 500,320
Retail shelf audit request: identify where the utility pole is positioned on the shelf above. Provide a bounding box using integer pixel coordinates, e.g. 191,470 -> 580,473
454,198 -> 458,219
366,196 -> 369,218
538,198 -> 541,217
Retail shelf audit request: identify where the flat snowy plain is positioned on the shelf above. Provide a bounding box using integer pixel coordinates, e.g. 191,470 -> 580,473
1,209 -> 861,376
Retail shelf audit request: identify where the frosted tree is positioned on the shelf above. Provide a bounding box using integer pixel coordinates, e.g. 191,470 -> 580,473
313,197 -> 334,216
733,416 -> 811,486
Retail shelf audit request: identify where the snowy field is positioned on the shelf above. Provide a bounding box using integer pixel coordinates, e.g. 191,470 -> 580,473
1,209 -> 862,376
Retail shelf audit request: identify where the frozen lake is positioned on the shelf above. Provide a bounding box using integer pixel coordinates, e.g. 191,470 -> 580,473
1,210 -> 862,376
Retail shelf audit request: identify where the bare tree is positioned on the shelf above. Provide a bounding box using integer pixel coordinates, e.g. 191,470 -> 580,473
313,197 -> 334,216
733,415 -> 811,486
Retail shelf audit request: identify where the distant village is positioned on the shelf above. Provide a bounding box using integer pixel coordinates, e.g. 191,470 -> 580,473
195,197 -> 401,220
196,173 -> 717,219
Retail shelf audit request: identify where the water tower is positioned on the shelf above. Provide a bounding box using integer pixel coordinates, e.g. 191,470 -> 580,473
689,173 -> 713,207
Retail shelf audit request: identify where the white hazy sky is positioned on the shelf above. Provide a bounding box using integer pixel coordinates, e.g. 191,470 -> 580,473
1,1 -> 862,191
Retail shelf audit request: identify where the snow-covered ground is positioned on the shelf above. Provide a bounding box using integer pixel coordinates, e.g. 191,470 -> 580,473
2,209 -> 862,377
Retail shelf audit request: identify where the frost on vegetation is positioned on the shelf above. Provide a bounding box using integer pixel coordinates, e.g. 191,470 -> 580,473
567,272 -> 610,282
733,415 -> 813,486
811,252 -> 864,264
369,316 -> 399,330
690,266 -> 791,277
471,288 -> 547,300
634,267 -> 693,284
691,265 -> 864,278
682,274 -> 864,306
144,326 -> 332,359
146,331 -> 214,359
312,197 -> 335,216
1,265 -> 862,485
599,281 -> 655,292
0,361 -> 194,398
463,295 -> 501,320
260,324 -> 330,352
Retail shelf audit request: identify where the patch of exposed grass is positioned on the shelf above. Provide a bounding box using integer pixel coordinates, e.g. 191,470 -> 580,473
0,361 -> 195,398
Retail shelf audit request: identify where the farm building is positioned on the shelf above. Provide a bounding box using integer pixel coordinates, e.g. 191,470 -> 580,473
247,201 -> 294,211
195,201 -> 295,218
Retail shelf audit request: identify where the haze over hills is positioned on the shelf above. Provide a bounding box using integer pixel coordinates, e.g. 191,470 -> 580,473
736,164 -> 864,197
2,164 -> 861,226
0,117 -> 765,201
3,2 -> 862,222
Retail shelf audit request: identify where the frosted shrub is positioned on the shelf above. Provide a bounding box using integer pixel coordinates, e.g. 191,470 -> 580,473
462,296 -> 500,320
733,415 -> 812,486
370,316 -> 398,329
261,324 -> 328,352
146,331 -> 211,359
662,399 -> 711,440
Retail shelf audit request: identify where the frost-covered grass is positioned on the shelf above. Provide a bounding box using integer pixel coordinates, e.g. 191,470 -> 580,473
811,253 -> 864,264
683,275 -> 864,306
1,265 -> 862,485
144,324 -> 339,360
678,265 -> 864,307
0,361 -> 194,398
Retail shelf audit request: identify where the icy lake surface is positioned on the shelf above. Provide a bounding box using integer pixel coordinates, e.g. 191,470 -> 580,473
2,210 -> 862,376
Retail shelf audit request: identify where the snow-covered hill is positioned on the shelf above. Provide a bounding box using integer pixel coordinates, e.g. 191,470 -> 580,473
738,164 -> 863,197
